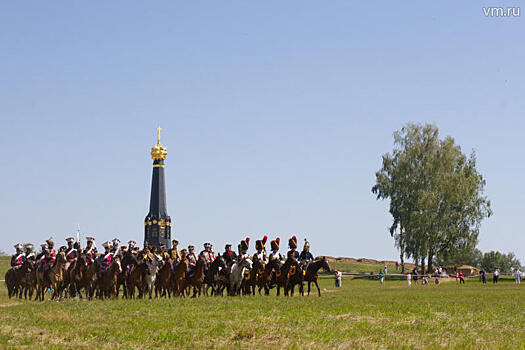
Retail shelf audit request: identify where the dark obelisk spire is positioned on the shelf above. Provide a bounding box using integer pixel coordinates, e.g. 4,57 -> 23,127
144,126 -> 172,249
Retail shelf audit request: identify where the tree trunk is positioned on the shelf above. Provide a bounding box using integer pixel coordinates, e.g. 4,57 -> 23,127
427,248 -> 433,274
420,257 -> 425,275
399,227 -> 405,273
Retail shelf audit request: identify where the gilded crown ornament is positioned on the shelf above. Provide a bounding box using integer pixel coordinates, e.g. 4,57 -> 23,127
151,125 -> 167,160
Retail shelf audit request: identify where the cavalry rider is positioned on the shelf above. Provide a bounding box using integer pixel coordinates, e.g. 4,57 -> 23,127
11,243 -> 26,268
127,240 -> 136,256
169,239 -> 182,267
269,238 -> 283,262
287,236 -> 300,260
36,243 -> 47,266
65,237 -> 78,266
299,239 -> 314,264
223,244 -> 237,269
237,237 -> 250,260
42,237 -> 56,272
98,241 -> 113,277
83,237 -> 96,264
159,244 -> 170,262
24,243 -> 36,264
253,236 -> 268,264
200,243 -> 214,264
187,245 -> 198,274
111,238 -> 121,258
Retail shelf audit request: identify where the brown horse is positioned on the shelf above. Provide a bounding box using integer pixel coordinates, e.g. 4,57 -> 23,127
185,256 -> 206,298
285,258 -> 304,296
97,258 -> 122,299
155,258 -> 172,298
172,257 -> 189,297
304,257 -> 331,296
275,258 -> 292,296
68,255 -> 86,298
49,251 -> 67,299
245,258 -> 264,296
80,260 -> 98,300
5,260 -> 32,299
258,258 -> 280,295
127,261 -> 147,299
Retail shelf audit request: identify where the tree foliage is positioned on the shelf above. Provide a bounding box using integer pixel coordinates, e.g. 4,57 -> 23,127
480,251 -> 521,272
372,123 -> 492,272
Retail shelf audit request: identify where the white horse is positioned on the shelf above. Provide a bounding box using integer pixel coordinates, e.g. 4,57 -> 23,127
229,258 -> 252,296
144,256 -> 160,299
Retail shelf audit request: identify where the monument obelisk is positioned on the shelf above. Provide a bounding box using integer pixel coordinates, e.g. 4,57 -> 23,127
144,126 -> 172,249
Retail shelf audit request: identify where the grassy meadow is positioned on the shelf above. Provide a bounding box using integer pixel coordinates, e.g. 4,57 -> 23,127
1,256 -> 524,349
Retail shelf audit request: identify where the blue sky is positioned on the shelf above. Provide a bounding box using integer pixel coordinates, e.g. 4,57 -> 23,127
1,1 -> 523,263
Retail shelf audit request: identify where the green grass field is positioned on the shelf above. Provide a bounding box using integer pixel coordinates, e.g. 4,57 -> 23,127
1,256 -> 523,349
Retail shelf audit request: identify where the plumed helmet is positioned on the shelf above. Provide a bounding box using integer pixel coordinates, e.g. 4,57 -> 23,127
240,237 -> 250,251
112,238 -> 120,245
288,235 -> 297,250
86,237 -> 95,243
255,235 -> 268,250
128,240 -> 136,247
66,237 -> 75,244
14,243 -> 23,250
304,238 -> 310,249
271,237 -> 280,251
46,237 -> 54,247
24,243 -> 34,251
102,241 -> 111,249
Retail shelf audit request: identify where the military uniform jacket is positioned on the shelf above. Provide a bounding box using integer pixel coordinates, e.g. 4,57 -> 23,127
269,252 -> 284,262
223,251 -> 237,266
169,248 -> 181,262
299,251 -> 314,262
25,252 -> 36,263
287,250 -> 300,260
200,250 -> 214,264
253,251 -> 267,263
65,247 -> 78,261
11,253 -> 26,267
187,252 -> 198,267
45,249 -> 56,263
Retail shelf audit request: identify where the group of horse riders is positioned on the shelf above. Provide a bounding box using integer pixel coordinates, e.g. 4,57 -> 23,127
8,233 -> 328,299
11,234 -> 315,277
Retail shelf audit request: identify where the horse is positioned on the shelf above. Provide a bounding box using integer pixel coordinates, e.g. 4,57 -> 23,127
228,258 -> 252,296
304,257 -> 331,296
258,258 -> 280,295
185,255 -> 206,298
155,258 -> 172,298
121,252 -> 139,299
80,260 -> 98,300
204,255 -> 226,296
68,254 -> 86,298
143,256 -> 160,299
285,257 -> 304,296
245,257 -> 264,296
37,251 -> 67,300
97,258 -> 122,299
275,258 -> 292,296
172,257 -> 189,297
5,259 -> 32,299
127,261 -> 147,299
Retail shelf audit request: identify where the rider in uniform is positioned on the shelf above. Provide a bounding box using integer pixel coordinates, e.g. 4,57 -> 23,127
238,237 -> 250,260
127,240 -> 136,254
83,237 -> 96,264
222,244 -> 237,270
36,243 -> 47,266
268,238 -> 283,262
299,239 -> 314,263
159,244 -> 170,262
99,241 -> 113,277
287,236 -> 300,260
187,245 -> 198,274
65,236 -> 78,258
253,236 -> 268,264
43,237 -> 56,272
169,239 -> 181,265
24,243 -> 36,264
111,238 -> 122,258
200,243 -> 214,264
11,243 -> 26,268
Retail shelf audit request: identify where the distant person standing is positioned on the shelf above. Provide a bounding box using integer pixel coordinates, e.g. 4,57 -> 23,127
514,268 -> 521,284
335,270 -> 342,287
407,272 -> 412,286
493,268 -> 499,284
395,261 -> 399,271
481,269 -> 486,284
379,269 -> 385,284
459,272 -> 465,284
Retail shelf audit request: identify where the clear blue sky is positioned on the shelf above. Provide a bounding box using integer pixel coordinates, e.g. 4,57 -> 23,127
1,1 -> 523,263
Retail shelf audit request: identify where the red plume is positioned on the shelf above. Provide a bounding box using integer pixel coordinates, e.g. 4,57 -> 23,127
292,235 -> 297,241
262,235 -> 268,244
245,237 -> 250,243
276,238 -> 280,244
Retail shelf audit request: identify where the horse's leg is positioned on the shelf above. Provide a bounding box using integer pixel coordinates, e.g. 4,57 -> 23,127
308,281 -> 311,296
315,279 -> 321,297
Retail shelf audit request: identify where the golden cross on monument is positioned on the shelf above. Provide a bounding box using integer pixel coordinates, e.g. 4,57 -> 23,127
156,125 -> 162,144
